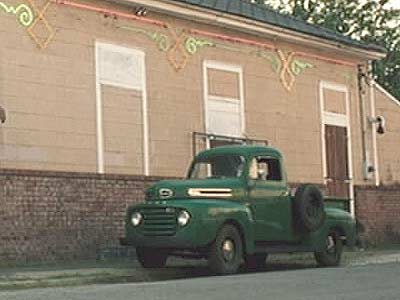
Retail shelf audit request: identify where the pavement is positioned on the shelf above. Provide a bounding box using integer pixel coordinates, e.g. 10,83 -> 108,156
2,258 -> 400,300
1,249 -> 400,292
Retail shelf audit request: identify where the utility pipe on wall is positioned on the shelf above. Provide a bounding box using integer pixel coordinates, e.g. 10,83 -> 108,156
368,62 -> 380,186
357,64 -> 370,181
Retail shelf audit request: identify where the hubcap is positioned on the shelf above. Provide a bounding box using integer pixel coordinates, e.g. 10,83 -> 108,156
222,239 -> 235,262
326,235 -> 336,254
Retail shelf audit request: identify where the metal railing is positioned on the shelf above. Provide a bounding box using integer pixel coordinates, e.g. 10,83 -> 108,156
192,132 -> 269,157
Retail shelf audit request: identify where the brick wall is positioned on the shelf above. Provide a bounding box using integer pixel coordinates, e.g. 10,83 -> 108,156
1,169 -> 399,263
0,169 -> 171,262
355,184 -> 400,245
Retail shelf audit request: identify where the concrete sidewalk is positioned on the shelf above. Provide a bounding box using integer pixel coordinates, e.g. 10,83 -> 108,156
1,249 -> 400,291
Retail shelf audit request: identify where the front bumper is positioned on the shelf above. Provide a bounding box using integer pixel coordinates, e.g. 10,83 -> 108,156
120,232 -> 203,249
122,218 -> 218,249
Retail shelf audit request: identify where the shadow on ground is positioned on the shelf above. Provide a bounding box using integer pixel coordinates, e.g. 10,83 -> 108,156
96,255 -> 318,285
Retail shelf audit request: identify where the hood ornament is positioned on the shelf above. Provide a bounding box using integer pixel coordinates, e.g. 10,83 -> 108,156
159,188 -> 174,199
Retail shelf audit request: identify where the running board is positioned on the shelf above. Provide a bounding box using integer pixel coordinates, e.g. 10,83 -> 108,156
254,243 -> 315,254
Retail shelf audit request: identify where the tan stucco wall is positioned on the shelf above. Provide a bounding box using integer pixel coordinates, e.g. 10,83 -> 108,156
0,0 -> 373,185
375,87 -> 400,184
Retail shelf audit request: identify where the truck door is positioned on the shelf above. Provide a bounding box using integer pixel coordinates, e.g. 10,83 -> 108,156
248,156 -> 293,242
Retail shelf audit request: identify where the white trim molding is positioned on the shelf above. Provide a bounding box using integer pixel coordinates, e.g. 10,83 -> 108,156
370,81 -> 380,186
319,81 -> 355,217
95,41 -> 149,176
375,83 -> 400,108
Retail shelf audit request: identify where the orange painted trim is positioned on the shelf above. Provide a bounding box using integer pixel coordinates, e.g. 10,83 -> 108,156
55,0 -> 167,28
188,28 -> 277,51
55,0 -> 358,68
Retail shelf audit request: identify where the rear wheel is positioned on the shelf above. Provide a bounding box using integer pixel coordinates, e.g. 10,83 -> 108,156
136,247 -> 168,268
208,225 -> 243,275
314,230 -> 343,267
245,253 -> 268,270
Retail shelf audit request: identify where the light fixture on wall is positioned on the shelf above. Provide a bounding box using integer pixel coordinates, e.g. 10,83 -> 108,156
134,6 -> 147,16
103,6 -> 147,19
0,106 -> 6,124
368,115 -> 386,135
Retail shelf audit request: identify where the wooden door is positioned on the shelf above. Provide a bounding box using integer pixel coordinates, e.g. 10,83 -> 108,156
325,125 -> 350,198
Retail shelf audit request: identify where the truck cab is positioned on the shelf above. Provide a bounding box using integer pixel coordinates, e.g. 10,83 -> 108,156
122,145 -> 357,274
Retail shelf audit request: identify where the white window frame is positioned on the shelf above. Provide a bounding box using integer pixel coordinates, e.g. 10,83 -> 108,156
202,60 -> 245,148
95,41 -> 149,176
319,81 -> 355,217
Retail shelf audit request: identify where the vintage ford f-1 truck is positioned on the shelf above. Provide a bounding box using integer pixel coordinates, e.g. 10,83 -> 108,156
122,145 -> 357,274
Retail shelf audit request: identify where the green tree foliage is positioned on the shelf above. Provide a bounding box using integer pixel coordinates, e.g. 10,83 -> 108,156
267,0 -> 400,100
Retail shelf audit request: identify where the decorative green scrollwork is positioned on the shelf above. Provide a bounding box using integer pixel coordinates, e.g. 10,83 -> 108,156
291,60 -> 314,76
120,26 -> 170,52
185,37 -> 214,55
144,31 -> 170,52
253,50 -> 282,73
0,1 -> 34,27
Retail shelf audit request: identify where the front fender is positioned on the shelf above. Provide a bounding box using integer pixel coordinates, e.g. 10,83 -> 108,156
195,201 -> 256,254
125,199 -> 255,252
161,199 -> 255,253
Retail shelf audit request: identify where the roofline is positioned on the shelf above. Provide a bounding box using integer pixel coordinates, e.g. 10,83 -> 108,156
375,83 -> 400,108
113,0 -> 386,61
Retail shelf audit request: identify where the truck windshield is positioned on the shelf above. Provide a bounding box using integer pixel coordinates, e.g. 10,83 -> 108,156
188,155 -> 245,179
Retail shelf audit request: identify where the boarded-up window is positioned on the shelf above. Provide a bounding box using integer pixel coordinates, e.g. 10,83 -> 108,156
205,62 -> 244,139
207,69 -> 240,99
97,43 -> 144,90
324,89 -> 347,115
96,43 -> 146,175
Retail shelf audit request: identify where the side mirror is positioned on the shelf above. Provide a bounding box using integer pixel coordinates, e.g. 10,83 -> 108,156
0,106 -> 6,124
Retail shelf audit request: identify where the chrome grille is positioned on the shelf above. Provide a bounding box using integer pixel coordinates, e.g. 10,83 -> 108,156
140,207 -> 177,236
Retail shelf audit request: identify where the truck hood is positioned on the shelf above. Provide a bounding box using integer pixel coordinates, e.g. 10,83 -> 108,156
146,178 -> 245,202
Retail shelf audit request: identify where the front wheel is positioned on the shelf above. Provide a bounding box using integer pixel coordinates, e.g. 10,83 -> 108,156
208,225 -> 243,275
314,230 -> 343,267
136,247 -> 168,268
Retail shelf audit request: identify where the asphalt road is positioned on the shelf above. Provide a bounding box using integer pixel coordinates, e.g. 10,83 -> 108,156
2,262 -> 400,300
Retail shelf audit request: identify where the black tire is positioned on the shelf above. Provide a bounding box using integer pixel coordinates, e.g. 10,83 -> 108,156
294,184 -> 325,232
314,230 -> 343,267
136,247 -> 168,268
208,225 -> 243,275
245,253 -> 268,270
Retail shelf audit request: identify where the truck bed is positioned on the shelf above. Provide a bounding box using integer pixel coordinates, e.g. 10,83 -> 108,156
324,197 -> 351,213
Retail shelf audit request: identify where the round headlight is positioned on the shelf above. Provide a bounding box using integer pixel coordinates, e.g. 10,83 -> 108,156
131,212 -> 143,227
177,210 -> 191,227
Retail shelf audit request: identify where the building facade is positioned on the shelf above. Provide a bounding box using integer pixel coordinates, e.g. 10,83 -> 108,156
0,0 -> 399,261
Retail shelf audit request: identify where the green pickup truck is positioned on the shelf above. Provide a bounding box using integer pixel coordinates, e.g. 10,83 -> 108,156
122,145 -> 357,274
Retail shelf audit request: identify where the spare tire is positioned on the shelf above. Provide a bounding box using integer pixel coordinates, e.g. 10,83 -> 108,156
294,184 -> 325,232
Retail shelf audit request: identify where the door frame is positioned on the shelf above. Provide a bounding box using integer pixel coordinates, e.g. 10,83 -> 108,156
319,81 -> 355,217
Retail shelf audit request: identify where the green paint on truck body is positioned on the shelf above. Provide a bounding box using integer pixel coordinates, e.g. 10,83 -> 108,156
124,145 -> 357,256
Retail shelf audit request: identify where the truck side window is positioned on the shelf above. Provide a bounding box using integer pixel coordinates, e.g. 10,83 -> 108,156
250,157 -> 282,181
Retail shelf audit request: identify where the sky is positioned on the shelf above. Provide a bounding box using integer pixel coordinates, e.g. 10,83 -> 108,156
390,0 -> 400,8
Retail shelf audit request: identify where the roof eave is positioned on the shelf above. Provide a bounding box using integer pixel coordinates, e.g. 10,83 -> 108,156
111,0 -> 386,61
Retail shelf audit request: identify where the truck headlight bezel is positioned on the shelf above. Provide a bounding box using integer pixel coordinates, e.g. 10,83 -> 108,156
131,212 -> 143,227
177,210 -> 191,227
